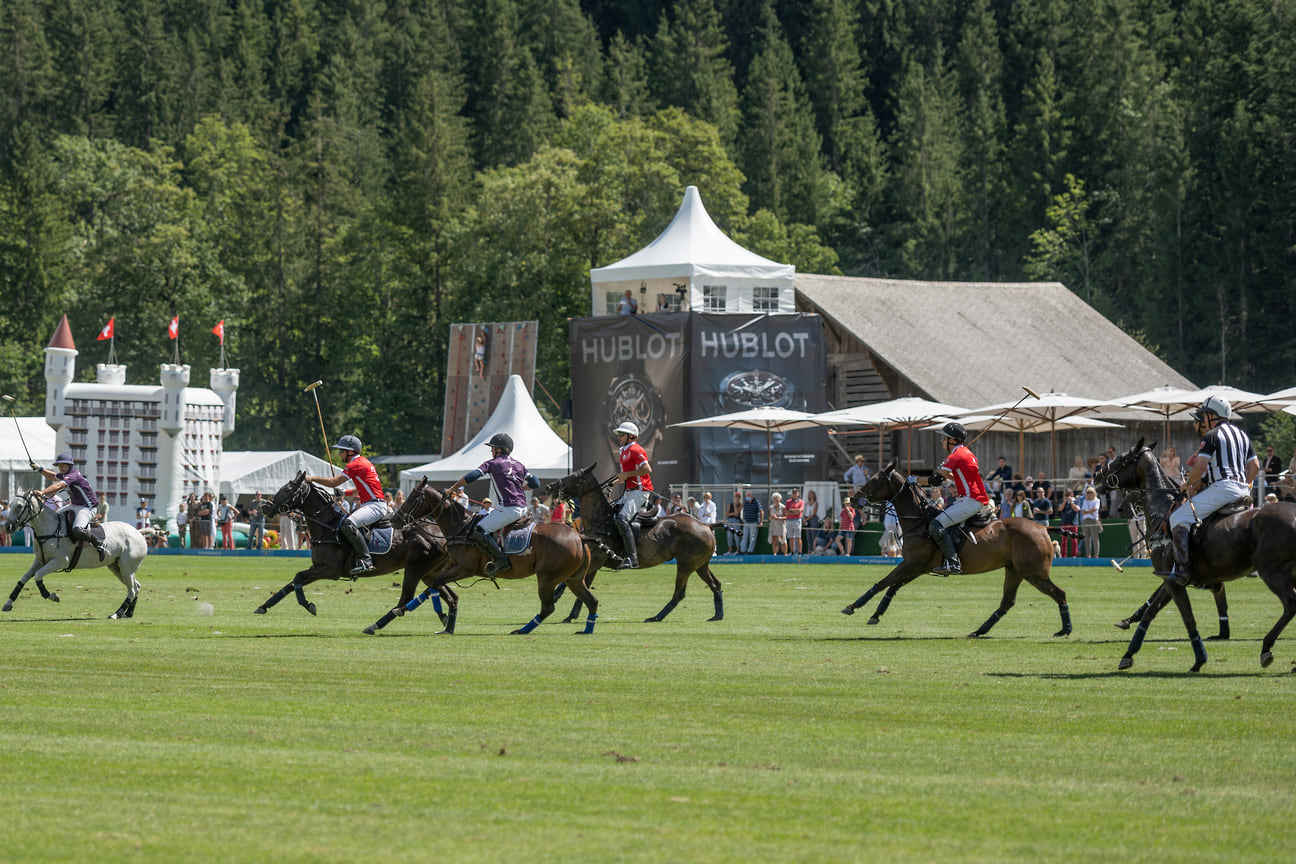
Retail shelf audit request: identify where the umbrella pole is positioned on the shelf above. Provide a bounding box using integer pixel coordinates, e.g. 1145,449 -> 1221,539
767,426 -> 773,493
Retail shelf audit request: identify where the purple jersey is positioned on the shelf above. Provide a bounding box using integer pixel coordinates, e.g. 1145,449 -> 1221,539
56,468 -> 99,508
476,455 -> 532,508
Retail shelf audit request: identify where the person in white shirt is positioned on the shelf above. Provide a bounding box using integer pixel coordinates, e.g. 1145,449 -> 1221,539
529,494 -> 551,524
697,491 -> 717,525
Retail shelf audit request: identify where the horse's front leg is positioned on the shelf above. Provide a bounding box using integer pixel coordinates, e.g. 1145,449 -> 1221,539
841,560 -> 923,619
293,580 -> 318,616
3,561 -> 46,611
254,581 -> 297,614
514,574 -> 564,635
34,579 -> 60,603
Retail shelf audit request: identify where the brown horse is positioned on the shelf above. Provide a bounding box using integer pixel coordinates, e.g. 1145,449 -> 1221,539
841,459 -> 1071,637
1095,439 -> 1296,671
365,479 -> 598,635
546,464 -> 722,622
254,472 -> 455,623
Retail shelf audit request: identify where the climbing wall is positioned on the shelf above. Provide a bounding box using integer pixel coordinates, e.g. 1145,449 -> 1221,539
440,321 -> 538,457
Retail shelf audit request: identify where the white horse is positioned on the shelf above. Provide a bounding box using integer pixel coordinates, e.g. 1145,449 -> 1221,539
2,490 -> 148,619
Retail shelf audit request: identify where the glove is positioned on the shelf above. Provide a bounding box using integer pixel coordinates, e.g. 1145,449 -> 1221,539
30,462 -> 38,472
929,473 -> 944,487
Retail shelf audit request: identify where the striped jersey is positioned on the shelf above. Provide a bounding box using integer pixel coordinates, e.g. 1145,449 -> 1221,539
1195,422 -> 1257,485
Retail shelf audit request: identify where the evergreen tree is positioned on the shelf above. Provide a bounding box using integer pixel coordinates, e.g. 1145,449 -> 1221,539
650,0 -> 740,144
601,30 -> 654,119
955,0 -> 1008,279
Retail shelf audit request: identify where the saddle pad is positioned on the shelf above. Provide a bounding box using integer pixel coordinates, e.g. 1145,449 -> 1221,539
501,523 -> 536,556
367,525 -> 394,556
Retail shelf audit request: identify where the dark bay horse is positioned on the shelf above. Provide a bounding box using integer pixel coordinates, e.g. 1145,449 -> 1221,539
254,472 -> 454,622
1095,439 -> 1296,671
841,460 -> 1071,638
546,465 -> 722,623
365,479 -> 598,635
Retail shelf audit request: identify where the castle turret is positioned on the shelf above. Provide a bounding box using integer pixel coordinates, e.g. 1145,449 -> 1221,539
209,368 -> 239,436
44,314 -> 77,431
159,364 -> 191,436
96,363 -> 127,385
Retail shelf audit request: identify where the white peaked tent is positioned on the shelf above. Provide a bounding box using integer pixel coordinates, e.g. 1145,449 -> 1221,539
220,451 -> 335,498
0,417 -> 57,498
589,185 -> 795,315
400,375 -> 572,493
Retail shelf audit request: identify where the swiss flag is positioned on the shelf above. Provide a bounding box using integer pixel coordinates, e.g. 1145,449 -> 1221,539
212,320 -> 225,343
97,318 -> 114,341
167,316 -> 179,340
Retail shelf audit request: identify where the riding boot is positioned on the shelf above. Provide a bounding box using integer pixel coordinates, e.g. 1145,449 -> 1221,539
340,521 -> 375,576
1167,524 -> 1192,585
72,527 -> 106,562
614,518 -> 639,570
927,522 -> 961,576
472,528 -> 510,576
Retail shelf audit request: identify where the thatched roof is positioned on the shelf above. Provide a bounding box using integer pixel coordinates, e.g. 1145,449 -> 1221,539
795,274 -> 1195,407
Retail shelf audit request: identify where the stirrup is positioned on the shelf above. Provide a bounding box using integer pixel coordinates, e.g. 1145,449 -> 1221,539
484,557 -> 509,576
616,557 -> 638,571
932,558 -> 961,576
349,558 -> 375,576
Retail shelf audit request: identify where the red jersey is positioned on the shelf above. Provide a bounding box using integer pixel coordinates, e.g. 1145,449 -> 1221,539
619,442 -> 653,491
342,455 -> 384,504
940,445 -> 990,504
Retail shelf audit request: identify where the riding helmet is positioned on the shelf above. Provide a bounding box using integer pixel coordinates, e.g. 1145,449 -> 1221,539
331,434 -> 362,453
487,432 -> 514,453
1192,395 -> 1231,423
54,452 -> 76,466
940,421 -> 967,443
613,421 -> 640,437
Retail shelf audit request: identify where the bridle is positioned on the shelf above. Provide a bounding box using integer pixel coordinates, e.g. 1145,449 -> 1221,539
855,470 -> 936,531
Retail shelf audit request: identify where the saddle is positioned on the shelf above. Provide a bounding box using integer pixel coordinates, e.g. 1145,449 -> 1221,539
52,509 -> 108,570
463,513 -> 536,556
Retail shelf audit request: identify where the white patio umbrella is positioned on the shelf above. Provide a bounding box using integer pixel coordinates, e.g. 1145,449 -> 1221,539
926,414 -> 1124,476
813,397 -> 972,469
669,406 -> 824,488
963,391 -> 1148,480
1115,384 -> 1295,443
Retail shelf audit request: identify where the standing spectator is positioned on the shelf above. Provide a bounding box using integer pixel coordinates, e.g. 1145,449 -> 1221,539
740,490 -> 763,554
697,491 -> 716,526
837,500 -> 857,556
217,495 -> 236,549
1030,487 -> 1053,526
279,508 -> 297,551
196,492 -> 215,549
248,492 -> 266,551
550,495 -> 566,524
1057,489 -> 1081,557
1123,492 -> 1148,559
1159,446 -> 1181,481
1263,445 -> 1283,487
529,493 -> 551,524
844,455 -> 870,491
135,498 -> 152,531
784,489 -> 803,555
0,499 -> 9,546
1079,486 -> 1102,557
176,503 -> 188,549
725,491 -> 743,552
803,489 -> 820,533
1066,456 -> 1088,495
617,289 -> 638,315
768,492 -> 787,555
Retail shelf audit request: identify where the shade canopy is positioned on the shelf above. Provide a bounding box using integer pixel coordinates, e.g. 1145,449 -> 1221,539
220,451 -> 335,498
671,407 -> 822,487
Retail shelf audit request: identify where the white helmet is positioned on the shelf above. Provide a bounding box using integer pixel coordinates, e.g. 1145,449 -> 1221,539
1193,395 -> 1232,422
613,421 -> 639,437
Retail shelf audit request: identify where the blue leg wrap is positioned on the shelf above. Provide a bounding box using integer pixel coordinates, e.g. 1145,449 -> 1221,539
517,615 -> 542,634
405,587 -> 437,612
582,613 -> 598,634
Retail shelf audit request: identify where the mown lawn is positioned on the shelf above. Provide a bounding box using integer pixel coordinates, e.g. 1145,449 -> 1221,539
0,555 -> 1292,863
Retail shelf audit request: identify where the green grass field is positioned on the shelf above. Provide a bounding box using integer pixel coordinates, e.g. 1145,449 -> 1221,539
1,555 -> 1293,863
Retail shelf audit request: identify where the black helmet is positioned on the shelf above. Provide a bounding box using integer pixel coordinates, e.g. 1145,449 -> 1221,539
941,421 -> 967,443
487,433 -> 513,453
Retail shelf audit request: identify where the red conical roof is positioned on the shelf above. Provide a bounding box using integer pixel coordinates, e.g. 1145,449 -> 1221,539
47,314 -> 76,350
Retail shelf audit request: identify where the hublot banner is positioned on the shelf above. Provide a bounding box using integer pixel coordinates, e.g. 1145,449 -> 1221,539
569,313 -> 826,490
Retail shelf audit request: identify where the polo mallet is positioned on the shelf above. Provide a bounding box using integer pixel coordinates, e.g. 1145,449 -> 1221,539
2,395 -> 35,469
304,381 -> 334,471
966,385 -> 1041,448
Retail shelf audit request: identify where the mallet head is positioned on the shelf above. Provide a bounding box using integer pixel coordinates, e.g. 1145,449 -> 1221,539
1109,559 -> 1125,573
1022,386 -> 1041,399
1,395 -> 14,403
304,380 -> 323,392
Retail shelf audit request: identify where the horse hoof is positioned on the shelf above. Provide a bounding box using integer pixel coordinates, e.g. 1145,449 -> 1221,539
1,601 -> 11,612
644,615 -> 663,623
1053,629 -> 1072,637
707,614 -> 723,622
1118,656 -> 1133,670
968,631 -> 986,639
866,617 -> 880,625
253,607 -> 267,615
306,603 -> 317,617
841,605 -> 856,616
47,593 -> 59,603
436,628 -> 453,636
510,628 -> 525,635
1189,662 -> 1204,673
1261,651 -> 1274,668
363,625 -> 377,635
561,616 -> 577,624
1206,634 -> 1228,642
1114,619 -> 1131,630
